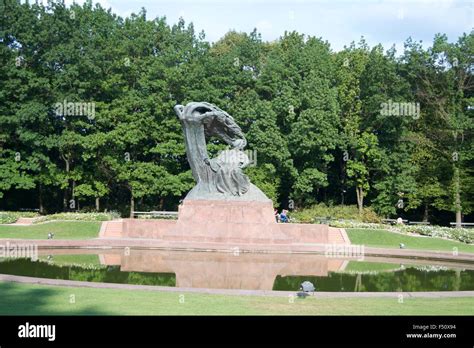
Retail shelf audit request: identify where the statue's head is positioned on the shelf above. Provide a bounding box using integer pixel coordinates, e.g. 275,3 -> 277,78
175,102 -> 259,199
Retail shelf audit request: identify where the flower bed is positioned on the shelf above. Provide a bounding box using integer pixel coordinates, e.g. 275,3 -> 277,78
330,220 -> 474,244
0,211 -> 39,224
33,212 -> 120,223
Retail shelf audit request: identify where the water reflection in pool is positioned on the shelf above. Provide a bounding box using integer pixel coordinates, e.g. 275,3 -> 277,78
1,249 -> 473,292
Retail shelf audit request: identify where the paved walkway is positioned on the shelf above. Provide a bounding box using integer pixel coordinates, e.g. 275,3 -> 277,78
1,217 -> 38,226
1,274 -> 473,298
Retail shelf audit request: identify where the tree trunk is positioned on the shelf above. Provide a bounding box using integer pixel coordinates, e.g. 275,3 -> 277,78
72,180 -> 76,211
454,269 -> 461,291
356,186 -> 364,215
63,192 -> 68,211
159,197 -> 165,210
454,167 -> 462,228
39,184 -> 45,214
62,155 -> 70,212
423,203 -> 429,222
95,197 -> 100,212
130,190 -> 135,219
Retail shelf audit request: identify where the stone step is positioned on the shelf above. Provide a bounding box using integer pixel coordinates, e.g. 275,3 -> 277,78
328,227 -> 350,244
100,220 -> 124,238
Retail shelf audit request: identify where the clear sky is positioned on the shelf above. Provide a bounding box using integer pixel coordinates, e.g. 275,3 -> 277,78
62,0 -> 472,52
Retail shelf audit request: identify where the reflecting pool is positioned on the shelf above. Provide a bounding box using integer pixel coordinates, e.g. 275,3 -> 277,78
1,249 -> 473,292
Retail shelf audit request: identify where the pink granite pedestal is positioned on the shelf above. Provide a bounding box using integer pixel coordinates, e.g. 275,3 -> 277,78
121,199 -> 330,247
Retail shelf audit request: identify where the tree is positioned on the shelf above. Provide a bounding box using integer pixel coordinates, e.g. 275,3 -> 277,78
402,33 -> 474,225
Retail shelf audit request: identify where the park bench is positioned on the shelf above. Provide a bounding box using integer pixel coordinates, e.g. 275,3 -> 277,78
408,221 -> 430,225
133,211 -> 178,219
18,208 -> 40,212
449,222 -> 474,228
382,218 -> 408,225
313,216 -> 331,224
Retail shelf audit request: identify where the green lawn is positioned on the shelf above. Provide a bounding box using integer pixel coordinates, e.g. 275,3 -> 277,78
347,229 -> 474,254
0,221 -> 101,240
38,254 -> 101,265
0,281 -> 472,315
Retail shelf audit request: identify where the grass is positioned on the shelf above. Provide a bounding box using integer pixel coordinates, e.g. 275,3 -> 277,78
37,254 -> 101,265
346,229 -> 474,254
0,221 -> 101,239
0,281 -> 472,315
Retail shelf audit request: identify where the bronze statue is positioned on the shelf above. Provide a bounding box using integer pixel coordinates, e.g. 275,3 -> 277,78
174,102 -> 269,201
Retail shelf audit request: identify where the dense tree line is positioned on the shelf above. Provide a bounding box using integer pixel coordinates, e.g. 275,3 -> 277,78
0,1 -> 472,224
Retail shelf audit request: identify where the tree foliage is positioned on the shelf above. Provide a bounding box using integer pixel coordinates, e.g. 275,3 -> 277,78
0,1 -> 472,224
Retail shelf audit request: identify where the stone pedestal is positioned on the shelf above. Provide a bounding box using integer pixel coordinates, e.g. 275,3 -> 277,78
120,199 -> 331,247
163,199 -> 291,244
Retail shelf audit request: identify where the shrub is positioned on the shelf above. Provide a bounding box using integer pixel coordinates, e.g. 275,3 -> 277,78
329,220 -> 474,244
33,212 -> 119,223
329,221 -> 387,229
400,225 -> 474,244
291,203 -> 382,223
0,211 -> 39,224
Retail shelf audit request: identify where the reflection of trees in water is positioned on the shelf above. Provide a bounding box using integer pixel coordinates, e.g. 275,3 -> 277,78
354,273 -> 362,292
0,259 -> 176,287
273,268 -> 474,292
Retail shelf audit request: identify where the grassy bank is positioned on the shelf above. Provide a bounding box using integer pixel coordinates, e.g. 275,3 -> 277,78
343,261 -> 401,272
0,221 -> 101,239
38,254 -> 101,265
347,229 -> 474,253
0,281 -> 473,315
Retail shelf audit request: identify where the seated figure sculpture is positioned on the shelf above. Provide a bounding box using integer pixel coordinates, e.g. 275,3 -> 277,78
174,102 -> 270,202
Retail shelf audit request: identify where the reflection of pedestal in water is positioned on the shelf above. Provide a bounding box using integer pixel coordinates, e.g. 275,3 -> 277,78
101,250 -> 347,290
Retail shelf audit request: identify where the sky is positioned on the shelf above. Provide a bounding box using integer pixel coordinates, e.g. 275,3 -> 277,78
58,0 -> 474,52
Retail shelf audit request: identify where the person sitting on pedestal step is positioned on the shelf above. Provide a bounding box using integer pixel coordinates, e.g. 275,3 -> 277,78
280,209 -> 289,223
274,209 -> 280,223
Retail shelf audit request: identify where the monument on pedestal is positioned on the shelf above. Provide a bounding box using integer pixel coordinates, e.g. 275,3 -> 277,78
115,102 -> 347,250
163,102 -> 286,244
